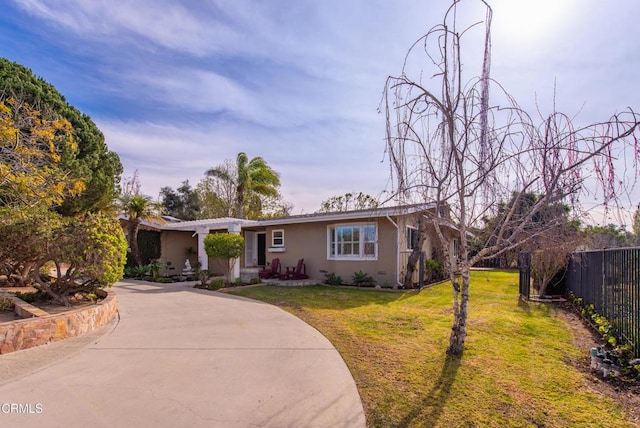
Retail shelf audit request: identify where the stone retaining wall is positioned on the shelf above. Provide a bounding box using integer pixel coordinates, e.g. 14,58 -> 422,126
0,292 -> 118,354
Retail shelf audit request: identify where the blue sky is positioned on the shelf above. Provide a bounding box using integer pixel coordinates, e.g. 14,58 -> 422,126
2,0 -> 640,221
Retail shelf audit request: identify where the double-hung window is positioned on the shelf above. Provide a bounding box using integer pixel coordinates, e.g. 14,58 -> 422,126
328,223 -> 377,260
272,229 -> 284,247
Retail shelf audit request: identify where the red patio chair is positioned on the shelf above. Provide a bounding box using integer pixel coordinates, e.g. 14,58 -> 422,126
259,258 -> 281,279
280,258 -> 309,280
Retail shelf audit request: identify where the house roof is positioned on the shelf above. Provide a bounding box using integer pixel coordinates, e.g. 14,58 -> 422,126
157,203 -> 439,232
256,203 -> 438,226
117,214 -> 176,230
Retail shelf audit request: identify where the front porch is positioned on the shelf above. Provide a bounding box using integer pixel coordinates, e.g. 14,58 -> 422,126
239,267 -> 318,286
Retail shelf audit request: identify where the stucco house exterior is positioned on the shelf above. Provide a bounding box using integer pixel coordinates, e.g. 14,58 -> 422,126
154,203 -> 458,287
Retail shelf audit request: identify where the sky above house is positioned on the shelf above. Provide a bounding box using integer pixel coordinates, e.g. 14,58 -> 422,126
2,0 -> 640,223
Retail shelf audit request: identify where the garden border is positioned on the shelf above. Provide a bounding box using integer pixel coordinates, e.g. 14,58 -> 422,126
0,291 -> 117,354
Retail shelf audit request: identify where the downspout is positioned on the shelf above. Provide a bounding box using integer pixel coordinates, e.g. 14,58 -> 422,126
386,215 -> 402,288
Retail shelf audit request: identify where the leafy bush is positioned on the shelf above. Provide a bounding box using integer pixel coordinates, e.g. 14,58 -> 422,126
352,270 -> 375,287
124,264 -> 150,279
58,213 -> 127,288
0,296 -> 14,311
249,277 -> 261,285
13,290 -> 49,303
425,258 -> 446,284
0,210 -> 126,306
207,278 -> 225,290
204,233 -> 244,281
324,272 -> 343,286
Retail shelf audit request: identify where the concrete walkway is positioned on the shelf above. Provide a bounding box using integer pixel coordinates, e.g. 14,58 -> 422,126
0,280 -> 366,427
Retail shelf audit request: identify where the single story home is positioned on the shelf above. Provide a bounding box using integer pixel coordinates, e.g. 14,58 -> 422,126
153,203 -> 458,287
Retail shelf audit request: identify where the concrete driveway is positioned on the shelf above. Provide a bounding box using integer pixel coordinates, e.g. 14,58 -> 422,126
0,280 -> 366,427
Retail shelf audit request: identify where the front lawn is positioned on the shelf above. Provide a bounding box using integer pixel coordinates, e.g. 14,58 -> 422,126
226,270 -> 632,427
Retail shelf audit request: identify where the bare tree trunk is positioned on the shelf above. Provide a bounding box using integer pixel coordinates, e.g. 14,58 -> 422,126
236,185 -> 245,219
127,220 -> 142,266
382,0 -> 640,357
32,262 -> 71,307
446,265 -> 469,356
403,215 -> 427,288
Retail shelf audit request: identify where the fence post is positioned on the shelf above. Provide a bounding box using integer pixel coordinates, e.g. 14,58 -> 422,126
518,252 -> 531,300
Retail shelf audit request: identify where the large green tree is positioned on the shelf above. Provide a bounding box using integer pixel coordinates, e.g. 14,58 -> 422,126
582,224 -> 636,249
0,58 -> 122,215
205,152 -> 281,219
160,180 -> 201,220
469,193 -> 582,296
0,97 -> 84,209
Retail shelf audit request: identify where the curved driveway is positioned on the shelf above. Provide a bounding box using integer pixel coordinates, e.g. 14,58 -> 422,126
0,280 -> 366,427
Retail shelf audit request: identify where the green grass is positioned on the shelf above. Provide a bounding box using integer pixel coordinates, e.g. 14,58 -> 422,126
226,270 -> 631,427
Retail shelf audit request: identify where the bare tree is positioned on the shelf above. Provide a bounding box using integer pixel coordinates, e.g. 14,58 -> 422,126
197,159 -> 237,218
382,0 -> 640,356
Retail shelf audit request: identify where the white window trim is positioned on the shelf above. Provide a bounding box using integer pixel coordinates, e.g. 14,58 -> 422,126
271,229 -> 285,247
406,226 -> 418,251
327,223 -> 378,261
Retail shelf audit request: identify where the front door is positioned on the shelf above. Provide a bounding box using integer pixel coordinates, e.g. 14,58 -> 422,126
257,233 -> 266,267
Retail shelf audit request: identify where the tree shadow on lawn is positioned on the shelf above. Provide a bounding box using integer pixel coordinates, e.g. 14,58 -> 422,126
396,354 -> 462,427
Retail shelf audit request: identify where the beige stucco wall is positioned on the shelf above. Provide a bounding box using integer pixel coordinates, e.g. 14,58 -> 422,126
158,210 -> 458,284
260,218 -> 399,286
160,229 -> 247,277
160,230 -> 198,276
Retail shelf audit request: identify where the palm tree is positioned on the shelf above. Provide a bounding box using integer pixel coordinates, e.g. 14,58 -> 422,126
206,152 -> 280,219
120,194 -> 163,266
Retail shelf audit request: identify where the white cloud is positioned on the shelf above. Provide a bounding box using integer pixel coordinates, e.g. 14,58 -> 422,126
6,0 -> 640,221
97,117 -> 389,212
15,0 -> 242,56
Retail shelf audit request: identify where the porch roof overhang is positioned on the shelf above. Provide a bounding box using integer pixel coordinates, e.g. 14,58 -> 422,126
160,217 -> 260,232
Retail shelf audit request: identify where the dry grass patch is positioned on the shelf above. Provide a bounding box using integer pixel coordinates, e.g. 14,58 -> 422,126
227,271 -> 634,427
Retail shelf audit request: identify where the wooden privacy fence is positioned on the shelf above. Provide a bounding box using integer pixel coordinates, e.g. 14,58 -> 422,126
566,248 -> 640,357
